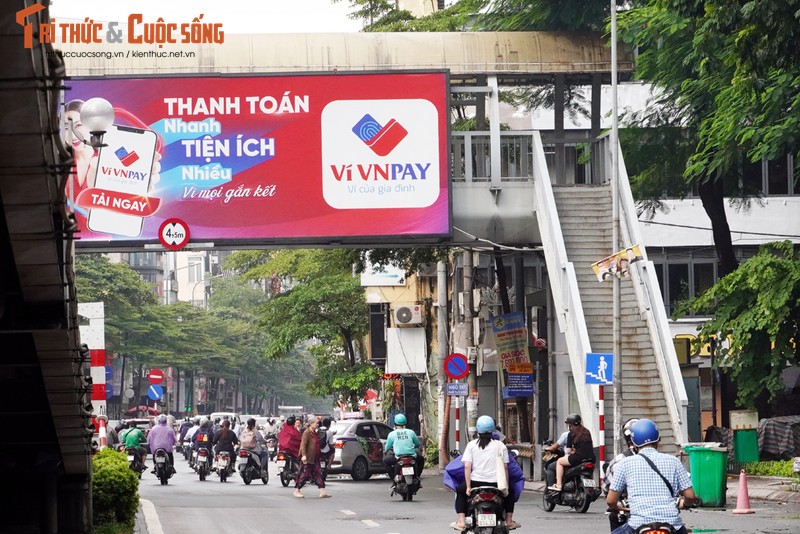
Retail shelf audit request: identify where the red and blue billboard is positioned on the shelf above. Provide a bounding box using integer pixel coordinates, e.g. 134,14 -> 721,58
65,72 -> 451,248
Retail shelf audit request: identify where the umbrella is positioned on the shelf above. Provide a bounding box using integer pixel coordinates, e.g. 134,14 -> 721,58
126,405 -> 159,415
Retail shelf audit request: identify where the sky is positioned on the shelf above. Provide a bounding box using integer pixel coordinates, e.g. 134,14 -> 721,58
48,0 -> 363,34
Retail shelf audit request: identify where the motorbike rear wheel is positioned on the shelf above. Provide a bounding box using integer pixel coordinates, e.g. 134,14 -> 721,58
280,471 -> 290,487
242,471 -> 252,485
542,489 -> 556,512
199,467 -> 206,481
572,488 -> 591,513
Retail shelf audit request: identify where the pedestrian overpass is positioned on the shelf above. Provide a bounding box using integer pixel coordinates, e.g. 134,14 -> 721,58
0,5 -> 686,530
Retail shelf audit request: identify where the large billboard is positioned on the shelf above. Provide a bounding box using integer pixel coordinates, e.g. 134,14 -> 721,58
64,72 -> 451,248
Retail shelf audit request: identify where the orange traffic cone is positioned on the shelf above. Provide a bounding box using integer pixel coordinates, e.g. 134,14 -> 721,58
732,469 -> 754,514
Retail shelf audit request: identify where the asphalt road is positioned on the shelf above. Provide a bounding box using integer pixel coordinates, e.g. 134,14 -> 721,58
138,457 -> 800,534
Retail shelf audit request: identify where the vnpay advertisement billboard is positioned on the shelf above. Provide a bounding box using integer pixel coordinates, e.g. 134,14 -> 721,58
64,72 -> 451,247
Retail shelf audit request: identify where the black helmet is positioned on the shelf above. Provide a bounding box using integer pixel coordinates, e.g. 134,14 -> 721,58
247,417 -> 256,427
565,413 -> 582,425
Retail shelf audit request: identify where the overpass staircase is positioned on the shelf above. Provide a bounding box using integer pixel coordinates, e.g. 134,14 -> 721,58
552,184 -> 678,454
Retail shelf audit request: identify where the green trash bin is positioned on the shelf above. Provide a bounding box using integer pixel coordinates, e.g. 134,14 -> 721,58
683,444 -> 727,507
733,429 -> 759,463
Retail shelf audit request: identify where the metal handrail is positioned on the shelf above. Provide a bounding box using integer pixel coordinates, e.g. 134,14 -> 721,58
531,132 -> 599,440
599,134 -> 689,444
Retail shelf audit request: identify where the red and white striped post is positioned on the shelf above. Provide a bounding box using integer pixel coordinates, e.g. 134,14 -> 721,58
598,385 -> 605,484
90,349 -> 107,427
455,405 -> 461,450
97,415 -> 108,449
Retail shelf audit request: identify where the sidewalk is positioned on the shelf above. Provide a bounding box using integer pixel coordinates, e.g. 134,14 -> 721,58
520,474 -> 800,505
423,467 -> 800,505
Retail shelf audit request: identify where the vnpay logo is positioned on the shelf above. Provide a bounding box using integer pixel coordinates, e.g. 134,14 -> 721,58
321,99 -> 441,210
352,114 -> 408,157
115,147 -> 140,167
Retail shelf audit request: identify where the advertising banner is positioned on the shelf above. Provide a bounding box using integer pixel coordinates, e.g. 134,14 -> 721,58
64,72 -> 451,248
491,311 -> 531,370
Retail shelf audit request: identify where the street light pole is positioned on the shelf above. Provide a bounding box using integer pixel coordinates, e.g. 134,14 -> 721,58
611,0 -> 623,459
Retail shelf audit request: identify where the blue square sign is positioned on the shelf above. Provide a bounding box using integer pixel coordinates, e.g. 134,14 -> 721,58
586,353 -> 613,385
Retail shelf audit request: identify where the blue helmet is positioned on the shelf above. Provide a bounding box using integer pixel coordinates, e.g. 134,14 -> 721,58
476,415 -> 495,434
630,418 -> 660,447
394,413 -> 407,426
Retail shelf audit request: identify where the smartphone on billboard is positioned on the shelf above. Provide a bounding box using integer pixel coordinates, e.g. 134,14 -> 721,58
88,125 -> 158,237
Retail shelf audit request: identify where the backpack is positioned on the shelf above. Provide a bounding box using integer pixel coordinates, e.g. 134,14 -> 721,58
240,429 -> 257,449
318,427 -> 330,453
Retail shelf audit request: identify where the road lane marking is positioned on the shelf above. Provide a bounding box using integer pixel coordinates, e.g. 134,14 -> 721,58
141,499 -> 164,534
361,519 -> 380,528
341,509 -> 356,515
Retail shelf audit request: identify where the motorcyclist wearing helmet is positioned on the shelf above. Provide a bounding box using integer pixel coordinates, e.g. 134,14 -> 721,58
178,417 -> 194,443
602,418 -> 640,531
278,415 -> 302,458
192,418 -> 215,467
147,413 -> 177,474
548,413 -> 595,492
240,417 -> 269,473
451,415 -> 518,531
607,419 -> 697,534
383,413 -> 423,487
121,420 -> 148,468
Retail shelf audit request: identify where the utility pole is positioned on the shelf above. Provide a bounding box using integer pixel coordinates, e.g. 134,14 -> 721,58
464,251 -> 478,437
611,0 -> 623,460
437,260 -> 449,467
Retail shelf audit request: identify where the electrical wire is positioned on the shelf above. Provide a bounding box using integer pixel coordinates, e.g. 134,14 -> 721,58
639,219 -> 800,240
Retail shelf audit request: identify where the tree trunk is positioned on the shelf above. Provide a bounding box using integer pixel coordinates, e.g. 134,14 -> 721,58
697,179 -> 739,277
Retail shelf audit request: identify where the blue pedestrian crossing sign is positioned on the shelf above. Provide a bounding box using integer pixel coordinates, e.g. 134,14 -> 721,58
586,353 -> 613,385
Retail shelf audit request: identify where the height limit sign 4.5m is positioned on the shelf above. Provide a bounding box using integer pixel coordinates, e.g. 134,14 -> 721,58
158,218 -> 190,250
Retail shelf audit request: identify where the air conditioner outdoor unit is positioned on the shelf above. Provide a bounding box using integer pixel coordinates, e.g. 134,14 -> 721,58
393,304 -> 423,326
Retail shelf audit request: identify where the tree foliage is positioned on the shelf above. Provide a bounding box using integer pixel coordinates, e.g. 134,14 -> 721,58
228,249 -> 379,407
682,241 -> 800,409
365,0 -> 485,32
618,1 -> 800,276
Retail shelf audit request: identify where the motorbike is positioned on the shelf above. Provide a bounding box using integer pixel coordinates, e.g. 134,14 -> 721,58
237,448 -> 268,485
215,450 -> 235,482
195,448 -> 211,481
124,446 -> 146,479
543,459 -> 601,513
182,438 -> 192,461
460,486 -> 508,534
276,450 -> 301,487
390,454 -> 420,502
152,448 -> 173,485
264,433 -> 279,461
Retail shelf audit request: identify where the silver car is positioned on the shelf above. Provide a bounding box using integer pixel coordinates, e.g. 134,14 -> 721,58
328,419 -> 393,480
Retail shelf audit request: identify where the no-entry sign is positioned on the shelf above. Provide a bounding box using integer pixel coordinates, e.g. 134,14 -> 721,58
444,352 -> 469,380
148,369 -> 164,385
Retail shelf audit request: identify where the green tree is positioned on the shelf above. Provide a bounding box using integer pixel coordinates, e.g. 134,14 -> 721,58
618,1 -> 800,277
332,0 -> 394,26
683,241 -> 800,412
228,249 -> 381,407
75,253 -> 157,352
